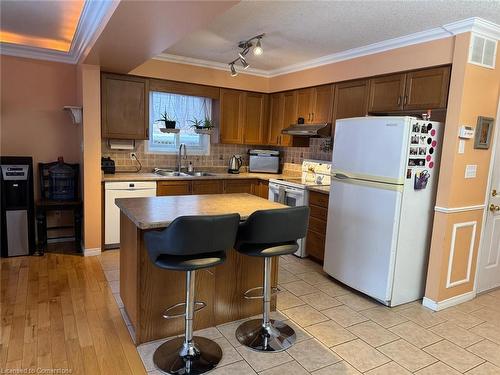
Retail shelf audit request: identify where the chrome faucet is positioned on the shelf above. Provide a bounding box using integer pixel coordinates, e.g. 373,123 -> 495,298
177,143 -> 187,172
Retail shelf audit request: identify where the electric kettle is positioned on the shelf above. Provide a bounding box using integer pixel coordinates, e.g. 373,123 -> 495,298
228,155 -> 243,174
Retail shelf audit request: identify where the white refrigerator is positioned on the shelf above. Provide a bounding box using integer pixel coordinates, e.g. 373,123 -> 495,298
323,116 -> 443,306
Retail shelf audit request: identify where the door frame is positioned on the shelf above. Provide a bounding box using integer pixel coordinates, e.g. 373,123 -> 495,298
474,96 -> 500,293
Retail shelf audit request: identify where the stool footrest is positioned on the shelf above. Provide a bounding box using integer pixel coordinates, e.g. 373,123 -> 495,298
243,286 -> 280,300
162,301 -> 206,319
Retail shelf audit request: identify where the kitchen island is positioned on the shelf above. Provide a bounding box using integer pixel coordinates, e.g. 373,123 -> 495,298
115,193 -> 286,344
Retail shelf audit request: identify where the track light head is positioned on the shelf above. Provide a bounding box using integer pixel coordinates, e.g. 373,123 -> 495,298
230,63 -> 237,77
240,58 -> 249,70
238,47 -> 250,60
253,38 -> 263,56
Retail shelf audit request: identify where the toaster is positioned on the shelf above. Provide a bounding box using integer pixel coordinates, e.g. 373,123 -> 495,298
248,150 -> 280,173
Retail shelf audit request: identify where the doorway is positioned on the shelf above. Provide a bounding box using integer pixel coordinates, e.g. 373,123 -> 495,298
477,101 -> 500,293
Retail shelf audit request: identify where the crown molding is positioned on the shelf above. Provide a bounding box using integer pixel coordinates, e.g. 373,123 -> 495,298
157,17 -> 500,78
0,0 -> 117,64
444,17 -> 500,40
154,53 -> 270,77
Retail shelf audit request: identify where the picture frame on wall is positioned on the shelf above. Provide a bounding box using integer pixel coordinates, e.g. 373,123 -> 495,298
474,116 -> 494,149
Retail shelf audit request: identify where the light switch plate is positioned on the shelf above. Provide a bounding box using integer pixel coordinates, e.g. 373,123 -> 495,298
465,164 -> 477,178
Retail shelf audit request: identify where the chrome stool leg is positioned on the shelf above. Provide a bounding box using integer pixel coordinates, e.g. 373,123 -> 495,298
236,257 -> 296,352
153,270 -> 222,374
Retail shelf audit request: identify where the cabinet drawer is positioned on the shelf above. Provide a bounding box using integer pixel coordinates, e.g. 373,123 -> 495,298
309,204 -> 328,221
306,230 -> 326,261
192,180 -> 223,195
223,179 -> 255,194
157,181 -> 192,196
308,216 -> 327,235
309,191 -> 329,208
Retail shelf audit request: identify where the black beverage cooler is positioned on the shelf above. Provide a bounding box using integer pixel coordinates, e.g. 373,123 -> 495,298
0,156 -> 35,257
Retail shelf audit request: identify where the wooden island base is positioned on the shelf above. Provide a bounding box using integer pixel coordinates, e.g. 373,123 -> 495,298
120,213 -> 278,345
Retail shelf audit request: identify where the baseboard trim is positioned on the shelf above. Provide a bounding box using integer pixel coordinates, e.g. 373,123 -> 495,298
84,247 -> 101,257
422,291 -> 476,311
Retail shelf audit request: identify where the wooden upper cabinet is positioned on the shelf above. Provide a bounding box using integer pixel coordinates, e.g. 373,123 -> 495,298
281,91 -> 298,146
296,88 -> 314,123
368,74 -> 406,112
295,85 -> 333,124
404,66 -> 450,110
101,73 -> 149,139
268,92 -> 284,146
312,84 -> 334,123
219,89 -> 244,144
243,92 -> 269,145
333,79 -> 369,121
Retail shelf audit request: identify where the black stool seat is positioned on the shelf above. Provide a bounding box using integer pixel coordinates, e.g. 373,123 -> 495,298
234,206 -> 309,353
143,213 -> 240,375
154,251 -> 226,271
235,242 -> 298,257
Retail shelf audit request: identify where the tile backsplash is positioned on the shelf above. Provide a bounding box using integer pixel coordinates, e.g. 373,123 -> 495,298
102,138 -> 331,172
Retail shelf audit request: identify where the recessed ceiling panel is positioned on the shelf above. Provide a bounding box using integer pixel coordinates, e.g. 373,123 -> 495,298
0,0 -> 85,52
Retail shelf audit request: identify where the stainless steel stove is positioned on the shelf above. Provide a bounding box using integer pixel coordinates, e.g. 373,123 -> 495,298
268,160 -> 331,258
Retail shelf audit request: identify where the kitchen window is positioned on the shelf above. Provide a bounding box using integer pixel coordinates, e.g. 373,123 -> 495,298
147,91 -> 211,155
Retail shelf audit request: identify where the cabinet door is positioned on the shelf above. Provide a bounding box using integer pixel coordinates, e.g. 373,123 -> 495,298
311,84 -> 334,123
281,91 -> 298,146
255,180 -> 269,199
157,181 -> 191,196
306,230 -> 326,262
243,92 -> 269,145
192,180 -> 223,195
404,66 -> 450,110
332,80 -> 369,125
296,88 -> 314,123
368,74 -> 406,112
101,73 -> 149,139
220,89 -> 243,144
267,93 -> 284,146
223,180 -> 255,194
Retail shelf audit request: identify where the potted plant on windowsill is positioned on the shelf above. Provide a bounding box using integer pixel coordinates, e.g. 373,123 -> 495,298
190,117 -> 215,135
157,111 -> 179,133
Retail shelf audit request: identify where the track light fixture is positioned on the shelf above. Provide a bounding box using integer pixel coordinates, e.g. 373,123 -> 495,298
228,33 -> 265,76
230,63 -> 237,77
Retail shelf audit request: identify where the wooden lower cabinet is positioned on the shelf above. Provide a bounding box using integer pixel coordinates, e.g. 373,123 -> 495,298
306,191 -> 329,262
157,181 -> 192,196
223,179 -> 257,194
156,179 -> 267,197
192,180 -> 223,195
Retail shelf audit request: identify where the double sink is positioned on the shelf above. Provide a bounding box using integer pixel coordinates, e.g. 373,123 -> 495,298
153,168 -> 216,177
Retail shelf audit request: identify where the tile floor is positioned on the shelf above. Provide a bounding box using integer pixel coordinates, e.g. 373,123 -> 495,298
102,251 -> 500,374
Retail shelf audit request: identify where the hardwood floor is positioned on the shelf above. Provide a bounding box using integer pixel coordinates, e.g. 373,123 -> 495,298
1,251 -> 146,374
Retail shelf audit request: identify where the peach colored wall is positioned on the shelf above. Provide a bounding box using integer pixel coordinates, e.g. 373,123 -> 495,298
425,33 -> 500,303
131,37 -> 454,93
0,55 -> 79,199
268,37 -> 455,92
78,64 -> 102,253
130,59 -> 270,92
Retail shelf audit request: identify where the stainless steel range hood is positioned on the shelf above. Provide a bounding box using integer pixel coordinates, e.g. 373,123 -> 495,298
281,123 -> 331,137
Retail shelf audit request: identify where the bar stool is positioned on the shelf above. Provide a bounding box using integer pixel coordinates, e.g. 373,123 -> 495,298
234,206 -> 309,352
144,213 -> 240,375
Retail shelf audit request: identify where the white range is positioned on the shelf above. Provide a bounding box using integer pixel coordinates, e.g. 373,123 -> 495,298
269,159 -> 331,258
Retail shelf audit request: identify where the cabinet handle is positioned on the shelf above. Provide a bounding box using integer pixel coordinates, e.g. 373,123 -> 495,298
403,95 -> 408,105
311,112 -> 314,122
397,96 -> 401,106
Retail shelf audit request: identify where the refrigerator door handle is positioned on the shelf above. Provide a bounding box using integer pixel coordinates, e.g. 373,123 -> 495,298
333,173 -> 350,180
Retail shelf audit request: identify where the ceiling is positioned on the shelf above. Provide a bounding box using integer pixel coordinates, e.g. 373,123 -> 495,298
0,0 -> 85,52
165,0 -> 500,73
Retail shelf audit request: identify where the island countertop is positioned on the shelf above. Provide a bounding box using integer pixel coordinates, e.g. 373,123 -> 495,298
116,193 -> 287,230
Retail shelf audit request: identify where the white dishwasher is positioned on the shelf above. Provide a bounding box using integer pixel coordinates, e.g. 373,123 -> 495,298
104,181 -> 156,248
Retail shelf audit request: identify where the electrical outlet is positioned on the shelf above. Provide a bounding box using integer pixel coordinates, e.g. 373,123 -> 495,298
130,152 -> 137,160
